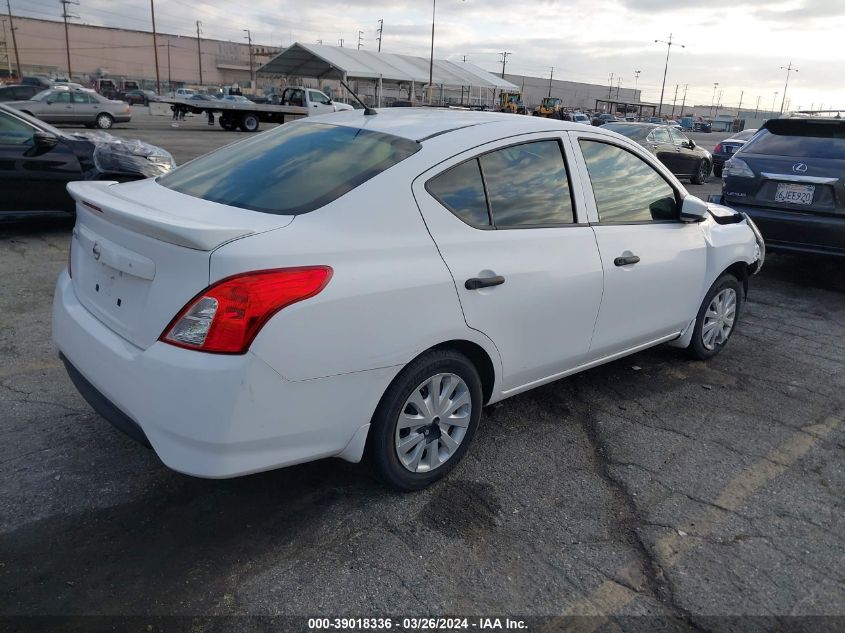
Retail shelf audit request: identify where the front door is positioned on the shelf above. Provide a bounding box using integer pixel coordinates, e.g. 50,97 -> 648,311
571,134 -> 707,357
670,128 -> 700,176
0,110 -> 80,213
42,91 -> 75,123
308,90 -> 335,114
413,135 -> 604,393
646,126 -> 680,173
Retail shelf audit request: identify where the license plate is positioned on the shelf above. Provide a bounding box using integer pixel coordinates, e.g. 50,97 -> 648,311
775,183 -> 815,205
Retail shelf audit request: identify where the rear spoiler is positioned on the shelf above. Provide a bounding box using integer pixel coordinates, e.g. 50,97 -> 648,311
67,181 -> 256,251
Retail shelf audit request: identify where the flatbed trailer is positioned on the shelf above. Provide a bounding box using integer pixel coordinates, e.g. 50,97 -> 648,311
158,97 -> 309,132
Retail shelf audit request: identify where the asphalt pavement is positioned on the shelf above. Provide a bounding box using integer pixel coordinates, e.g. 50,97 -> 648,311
0,108 -> 842,632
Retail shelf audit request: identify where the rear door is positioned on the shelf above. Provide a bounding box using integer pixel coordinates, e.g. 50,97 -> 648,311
72,91 -> 98,123
571,133 -> 707,357
413,134 -> 604,392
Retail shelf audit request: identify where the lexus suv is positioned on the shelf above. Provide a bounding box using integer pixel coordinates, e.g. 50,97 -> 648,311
720,117 -> 845,257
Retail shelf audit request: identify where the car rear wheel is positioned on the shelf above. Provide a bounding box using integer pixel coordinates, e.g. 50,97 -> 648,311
95,113 -> 114,129
687,273 -> 743,360
219,116 -> 236,131
238,113 -> 260,132
367,350 -> 482,491
691,159 -> 710,185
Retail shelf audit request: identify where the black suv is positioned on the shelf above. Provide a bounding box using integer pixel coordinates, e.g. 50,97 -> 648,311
720,118 -> 845,257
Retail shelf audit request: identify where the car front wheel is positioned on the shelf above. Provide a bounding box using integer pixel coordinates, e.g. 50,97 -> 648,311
95,113 -> 114,129
368,350 -> 482,491
687,273 -> 743,360
691,159 -> 710,185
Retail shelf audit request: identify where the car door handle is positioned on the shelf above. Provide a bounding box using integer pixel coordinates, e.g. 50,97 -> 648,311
465,276 -> 505,290
614,255 -> 640,266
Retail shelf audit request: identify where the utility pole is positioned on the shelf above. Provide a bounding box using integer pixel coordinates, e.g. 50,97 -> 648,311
671,83 -> 678,117
607,72 -> 614,99
710,82 -> 719,116
0,18 -> 11,78
679,83 -> 688,117
376,19 -> 382,52
243,29 -> 254,87
5,0 -> 20,80
615,75 -> 622,100
736,90 -> 744,118
715,88 -> 723,118
461,54 -> 467,62
338,38 -> 344,47
754,95 -> 761,117
59,0 -> 78,80
654,33 -> 685,119
149,0 -> 160,94
499,51 -> 510,78
195,20 -> 203,85
166,40 -> 171,88
357,30 -> 363,50
771,91 -> 779,118
779,61 -> 797,114
548,66 -> 553,98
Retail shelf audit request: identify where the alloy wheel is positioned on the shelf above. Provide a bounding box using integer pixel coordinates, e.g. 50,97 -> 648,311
394,373 -> 471,473
702,288 -> 737,350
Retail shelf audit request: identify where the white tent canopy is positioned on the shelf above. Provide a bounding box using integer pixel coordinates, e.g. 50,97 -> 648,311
257,42 -> 519,91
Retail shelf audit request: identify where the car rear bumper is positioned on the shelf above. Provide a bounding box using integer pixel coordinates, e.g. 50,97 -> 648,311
723,200 -> 845,257
52,270 -> 385,477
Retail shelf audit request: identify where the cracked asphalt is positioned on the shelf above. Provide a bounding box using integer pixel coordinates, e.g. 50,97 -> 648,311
0,112 -> 843,631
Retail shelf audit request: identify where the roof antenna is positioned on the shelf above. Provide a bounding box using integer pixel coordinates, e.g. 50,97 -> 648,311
340,79 -> 377,115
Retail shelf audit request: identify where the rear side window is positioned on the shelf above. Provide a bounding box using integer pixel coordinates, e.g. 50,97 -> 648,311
426,140 -> 575,228
579,140 -> 678,223
159,122 -> 420,215
426,159 -> 489,226
743,123 -> 845,159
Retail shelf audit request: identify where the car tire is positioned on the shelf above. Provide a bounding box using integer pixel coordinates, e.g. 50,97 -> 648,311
238,113 -> 260,132
219,116 -> 236,131
367,349 -> 483,491
713,164 -> 723,178
691,159 -> 710,185
687,273 -> 743,361
95,113 -> 114,129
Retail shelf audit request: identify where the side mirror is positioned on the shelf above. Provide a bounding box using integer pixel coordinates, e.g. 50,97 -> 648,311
681,195 -> 709,223
688,139 -> 696,149
33,131 -> 59,149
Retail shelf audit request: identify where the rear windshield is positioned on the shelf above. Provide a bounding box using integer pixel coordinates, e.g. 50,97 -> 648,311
743,121 -> 845,159
158,122 -> 421,215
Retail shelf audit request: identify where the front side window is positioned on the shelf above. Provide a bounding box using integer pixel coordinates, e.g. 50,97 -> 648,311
669,128 -> 690,146
480,140 -> 574,226
159,122 -> 420,215
579,140 -> 678,223
309,90 -> 331,105
0,111 -> 34,144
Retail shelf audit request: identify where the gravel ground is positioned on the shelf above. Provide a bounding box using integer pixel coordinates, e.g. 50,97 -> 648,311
0,109 -> 842,632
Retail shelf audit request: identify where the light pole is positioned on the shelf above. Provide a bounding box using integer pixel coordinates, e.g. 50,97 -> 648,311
779,62 -> 798,115
771,91 -> 779,118
654,34 -> 685,119
633,69 -> 641,95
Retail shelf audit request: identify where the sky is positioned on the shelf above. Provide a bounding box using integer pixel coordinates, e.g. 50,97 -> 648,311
7,0 -> 844,111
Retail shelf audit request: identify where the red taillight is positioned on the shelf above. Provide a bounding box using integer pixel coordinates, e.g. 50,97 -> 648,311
160,267 -> 332,354
714,143 -> 723,153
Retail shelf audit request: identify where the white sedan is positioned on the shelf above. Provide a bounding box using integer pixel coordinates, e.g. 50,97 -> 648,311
53,110 -> 764,490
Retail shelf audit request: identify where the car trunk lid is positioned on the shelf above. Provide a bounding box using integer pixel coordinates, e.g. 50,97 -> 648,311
68,179 -> 293,349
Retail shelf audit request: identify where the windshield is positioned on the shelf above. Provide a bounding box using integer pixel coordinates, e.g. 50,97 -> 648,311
158,122 -> 421,215
743,121 -> 845,159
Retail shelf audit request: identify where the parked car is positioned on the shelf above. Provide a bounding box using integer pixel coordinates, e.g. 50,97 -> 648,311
6,87 -> 132,129
0,103 -> 173,216
694,121 -> 712,133
53,110 -> 763,490
592,113 -> 621,126
712,128 -> 758,176
602,122 -> 713,184
124,89 -> 158,106
21,76 -> 53,89
719,117 -> 844,256
570,112 -> 591,125
0,84 -> 42,102
174,88 -> 196,98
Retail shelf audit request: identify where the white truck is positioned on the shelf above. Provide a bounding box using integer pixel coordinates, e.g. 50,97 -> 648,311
158,87 -> 354,132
